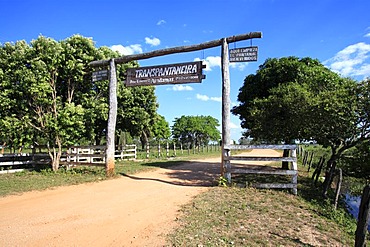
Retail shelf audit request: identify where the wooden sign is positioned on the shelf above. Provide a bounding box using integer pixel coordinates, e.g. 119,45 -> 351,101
125,61 -> 205,87
92,70 -> 108,82
229,46 -> 258,62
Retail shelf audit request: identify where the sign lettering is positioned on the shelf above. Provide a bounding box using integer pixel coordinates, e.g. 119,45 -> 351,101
92,70 -> 108,82
229,46 -> 258,62
125,61 -> 205,87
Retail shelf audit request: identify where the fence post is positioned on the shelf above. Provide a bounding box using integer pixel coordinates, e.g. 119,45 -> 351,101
355,185 -> 370,247
291,148 -> 298,195
307,152 -> 314,170
174,143 -> 176,157
223,148 -> 231,183
334,168 -> 342,209
303,151 -> 309,166
146,143 -> 150,159
158,143 -> 161,158
166,142 -> 169,157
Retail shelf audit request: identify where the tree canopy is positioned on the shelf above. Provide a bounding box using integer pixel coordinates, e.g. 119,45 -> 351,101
172,115 -> 220,147
232,56 -> 370,194
0,34 -> 159,170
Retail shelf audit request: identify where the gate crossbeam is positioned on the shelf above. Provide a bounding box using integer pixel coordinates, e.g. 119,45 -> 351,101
90,32 -> 262,67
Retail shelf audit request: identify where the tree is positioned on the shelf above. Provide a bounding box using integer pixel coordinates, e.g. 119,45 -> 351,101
232,56 -> 370,195
0,40 -> 35,152
151,114 -> 171,141
172,115 -> 220,148
0,34 -> 161,171
232,56 -> 335,139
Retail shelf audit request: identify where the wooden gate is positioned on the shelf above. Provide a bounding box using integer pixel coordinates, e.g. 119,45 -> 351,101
223,144 -> 298,195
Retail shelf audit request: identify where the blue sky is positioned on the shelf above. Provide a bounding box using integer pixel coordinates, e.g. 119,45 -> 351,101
1,0 -> 370,142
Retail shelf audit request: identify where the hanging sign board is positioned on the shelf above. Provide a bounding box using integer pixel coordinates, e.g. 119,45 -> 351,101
229,46 -> 258,62
125,61 -> 205,87
92,70 -> 108,82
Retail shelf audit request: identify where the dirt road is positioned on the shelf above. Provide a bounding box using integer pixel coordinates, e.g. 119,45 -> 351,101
0,150 -> 280,247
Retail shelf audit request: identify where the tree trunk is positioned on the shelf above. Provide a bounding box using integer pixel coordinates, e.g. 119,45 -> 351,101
140,131 -> 148,150
355,185 -> 370,247
48,135 -> 62,171
322,156 -> 337,198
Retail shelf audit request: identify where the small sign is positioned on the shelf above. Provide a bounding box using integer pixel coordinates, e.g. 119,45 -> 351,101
125,61 -> 205,87
92,70 -> 108,82
229,46 -> 258,62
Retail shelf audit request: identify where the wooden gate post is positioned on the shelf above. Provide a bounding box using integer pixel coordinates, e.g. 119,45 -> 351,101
221,38 -> 231,181
105,59 -> 117,176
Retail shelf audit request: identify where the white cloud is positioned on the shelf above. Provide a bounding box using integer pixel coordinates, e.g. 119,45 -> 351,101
365,33 -> 370,38
196,93 -> 221,102
229,121 -> 241,129
145,37 -> 161,46
195,56 -> 247,71
230,62 -> 247,71
157,20 -> 166,25
111,44 -> 142,55
324,42 -> 370,78
166,85 -> 194,91
194,56 -> 221,71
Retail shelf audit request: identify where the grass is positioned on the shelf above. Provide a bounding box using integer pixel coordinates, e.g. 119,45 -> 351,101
0,150 -> 363,246
168,186 -> 356,246
167,162 -> 360,246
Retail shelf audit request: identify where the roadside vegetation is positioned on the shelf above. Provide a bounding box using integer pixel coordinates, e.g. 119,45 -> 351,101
168,163 -> 359,246
0,151 -> 364,246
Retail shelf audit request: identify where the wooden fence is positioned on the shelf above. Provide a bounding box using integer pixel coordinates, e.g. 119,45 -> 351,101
0,145 -> 137,172
223,144 -> 298,195
137,143 -> 220,159
62,145 -> 137,166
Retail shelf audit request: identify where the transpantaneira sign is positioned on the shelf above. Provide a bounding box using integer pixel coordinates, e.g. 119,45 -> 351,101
125,61 -> 206,87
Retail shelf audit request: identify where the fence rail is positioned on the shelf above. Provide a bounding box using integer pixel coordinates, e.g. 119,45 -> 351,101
223,144 -> 298,195
0,145 -> 137,170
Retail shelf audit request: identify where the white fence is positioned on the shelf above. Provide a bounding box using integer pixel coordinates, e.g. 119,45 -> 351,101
223,144 -> 298,195
0,145 -> 137,171
64,145 -> 137,166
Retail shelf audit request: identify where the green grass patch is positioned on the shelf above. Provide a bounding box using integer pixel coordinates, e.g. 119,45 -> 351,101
168,160 -> 359,246
168,186 -> 356,246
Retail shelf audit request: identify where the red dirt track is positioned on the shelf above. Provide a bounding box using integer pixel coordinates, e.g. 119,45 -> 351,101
0,150 -> 279,246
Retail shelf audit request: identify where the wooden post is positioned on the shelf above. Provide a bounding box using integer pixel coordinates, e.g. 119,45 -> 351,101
221,38 -> 231,180
308,152 -> 314,169
105,59 -> 117,177
303,151 -> 308,166
146,143 -> 150,159
166,142 -> 169,157
314,157 -> 325,186
355,185 -> 370,247
334,168 -> 342,209
291,148 -> 298,195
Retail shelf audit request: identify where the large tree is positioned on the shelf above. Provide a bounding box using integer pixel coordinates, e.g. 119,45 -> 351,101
232,56 -> 370,195
0,35 -> 160,171
172,115 -> 220,148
